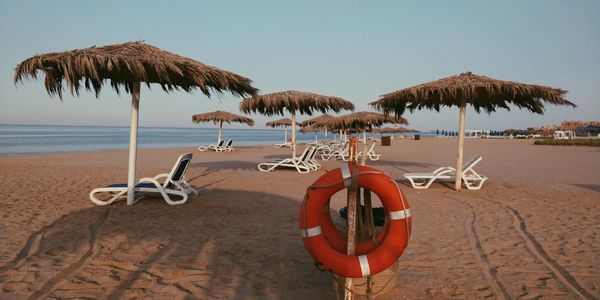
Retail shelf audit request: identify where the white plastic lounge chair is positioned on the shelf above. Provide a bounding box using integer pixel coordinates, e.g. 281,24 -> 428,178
347,143 -> 381,161
90,153 -> 198,205
258,146 -> 316,173
321,142 -> 349,161
274,142 -> 292,148
404,156 -> 488,190
216,139 -> 234,152
199,140 -> 224,152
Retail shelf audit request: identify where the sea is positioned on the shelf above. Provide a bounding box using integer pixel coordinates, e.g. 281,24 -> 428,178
0,124 -> 345,156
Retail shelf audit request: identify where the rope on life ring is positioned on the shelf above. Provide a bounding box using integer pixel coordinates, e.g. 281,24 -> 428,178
299,164 -> 412,278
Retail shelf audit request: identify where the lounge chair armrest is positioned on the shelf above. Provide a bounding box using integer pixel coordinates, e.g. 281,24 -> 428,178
138,177 -> 164,188
153,173 -> 170,180
433,166 -> 455,173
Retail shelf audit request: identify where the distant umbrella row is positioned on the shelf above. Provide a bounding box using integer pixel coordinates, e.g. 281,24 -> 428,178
13,41 -> 575,197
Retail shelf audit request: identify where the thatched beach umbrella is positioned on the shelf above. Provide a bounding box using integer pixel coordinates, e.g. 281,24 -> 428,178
192,110 -> 254,143
14,41 -> 258,204
240,90 -> 354,157
266,118 -> 295,145
301,113 -> 335,139
375,127 -> 419,134
318,111 -> 408,142
371,71 -> 575,191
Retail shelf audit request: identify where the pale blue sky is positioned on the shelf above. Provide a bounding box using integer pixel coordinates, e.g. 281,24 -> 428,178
1,0 -> 599,131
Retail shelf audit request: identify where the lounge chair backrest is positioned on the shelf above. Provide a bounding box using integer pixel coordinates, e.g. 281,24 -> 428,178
225,139 -> 233,147
367,142 -> 376,153
306,146 -> 317,161
298,147 -> 313,161
461,156 -> 482,174
216,140 -> 225,147
168,153 -> 193,183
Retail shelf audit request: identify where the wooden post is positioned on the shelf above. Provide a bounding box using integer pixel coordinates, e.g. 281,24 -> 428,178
455,100 -> 467,191
291,111 -> 297,158
344,138 -> 359,300
218,120 -> 223,143
126,82 -> 141,205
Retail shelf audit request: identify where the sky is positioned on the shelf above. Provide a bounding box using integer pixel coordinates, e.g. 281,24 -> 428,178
0,0 -> 599,131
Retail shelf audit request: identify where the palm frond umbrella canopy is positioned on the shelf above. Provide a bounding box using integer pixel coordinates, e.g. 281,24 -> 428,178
192,111 -> 254,143
240,90 -> 354,157
14,41 -> 258,204
375,127 -> 419,134
317,111 -> 408,142
266,118 -> 294,128
266,118 -> 295,145
301,113 -> 335,139
370,71 -> 575,191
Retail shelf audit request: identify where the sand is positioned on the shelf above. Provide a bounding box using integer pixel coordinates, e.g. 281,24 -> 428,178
0,138 -> 598,299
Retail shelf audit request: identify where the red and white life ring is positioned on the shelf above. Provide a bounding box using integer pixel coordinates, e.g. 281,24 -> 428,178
299,164 -> 412,278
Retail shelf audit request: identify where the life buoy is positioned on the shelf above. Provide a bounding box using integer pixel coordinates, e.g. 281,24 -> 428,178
299,164 -> 412,278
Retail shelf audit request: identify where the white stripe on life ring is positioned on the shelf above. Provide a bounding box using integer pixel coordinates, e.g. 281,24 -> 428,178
301,226 -> 322,238
389,209 -> 411,220
358,255 -> 371,276
340,164 -> 352,187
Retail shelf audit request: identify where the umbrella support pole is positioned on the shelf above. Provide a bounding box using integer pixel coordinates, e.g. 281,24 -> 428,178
126,82 -> 141,205
344,139 -> 359,300
291,112 -> 297,158
218,120 -> 223,143
455,101 -> 466,191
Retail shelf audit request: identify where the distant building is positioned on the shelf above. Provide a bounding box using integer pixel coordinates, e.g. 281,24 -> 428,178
576,125 -> 600,136
553,130 -> 575,140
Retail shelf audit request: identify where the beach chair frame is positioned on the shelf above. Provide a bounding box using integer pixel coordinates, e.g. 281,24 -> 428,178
257,146 -> 316,173
199,140 -> 224,152
404,156 -> 488,190
89,153 -> 198,205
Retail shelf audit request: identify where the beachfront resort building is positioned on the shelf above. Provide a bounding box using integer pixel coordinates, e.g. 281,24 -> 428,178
553,130 -> 575,140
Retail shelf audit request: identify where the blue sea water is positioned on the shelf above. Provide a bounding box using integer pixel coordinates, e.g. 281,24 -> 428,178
0,124 -> 329,156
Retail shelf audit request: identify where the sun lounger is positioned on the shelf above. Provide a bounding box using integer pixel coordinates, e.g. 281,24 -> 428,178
347,142 -> 381,161
89,153 -> 198,205
199,140 -> 224,152
258,146 -> 316,173
404,156 -> 488,190
274,142 -> 292,148
216,139 -> 234,152
320,142 -> 349,161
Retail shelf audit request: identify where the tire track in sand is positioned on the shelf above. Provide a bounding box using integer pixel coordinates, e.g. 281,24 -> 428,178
0,214 -> 69,275
479,196 -> 596,300
448,196 -> 510,300
28,207 -> 112,300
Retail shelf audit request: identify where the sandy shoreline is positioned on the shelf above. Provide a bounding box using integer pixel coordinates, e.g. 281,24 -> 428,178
1,138 -> 599,299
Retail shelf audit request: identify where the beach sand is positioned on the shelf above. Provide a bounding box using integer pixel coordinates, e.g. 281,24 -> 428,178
0,138 -> 598,299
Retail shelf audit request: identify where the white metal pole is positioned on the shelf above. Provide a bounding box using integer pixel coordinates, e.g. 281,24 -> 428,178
455,101 -> 466,191
127,82 -> 141,205
291,111 -> 297,158
218,120 -> 223,143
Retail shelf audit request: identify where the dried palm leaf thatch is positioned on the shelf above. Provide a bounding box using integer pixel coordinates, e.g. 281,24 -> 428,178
192,110 -> 254,126
14,41 -> 258,99
320,111 -> 408,131
240,90 -> 354,116
266,118 -> 295,128
375,127 -> 419,133
300,113 -> 334,127
370,72 -> 574,116
300,126 -> 320,133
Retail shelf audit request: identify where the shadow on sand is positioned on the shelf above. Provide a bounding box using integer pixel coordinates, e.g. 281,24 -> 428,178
190,160 -> 258,172
0,189 -> 338,299
571,184 -> 600,193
